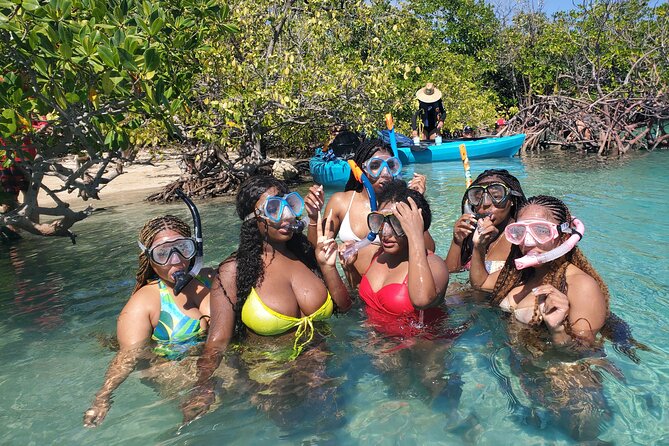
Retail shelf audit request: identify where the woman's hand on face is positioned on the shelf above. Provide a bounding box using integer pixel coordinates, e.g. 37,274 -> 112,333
316,210 -> 338,268
83,397 -> 110,428
472,216 -> 499,251
453,213 -> 477,246
304,184 -> 324,220
535,285 -> 570,332
394,197 -> 424,242
408,173 -> 427,195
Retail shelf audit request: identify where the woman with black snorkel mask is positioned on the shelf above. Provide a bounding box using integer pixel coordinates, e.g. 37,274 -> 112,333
445,169 -> 526,290
305,139 -> 434,287
84,200 -> 215,428
183,176 -> 351,424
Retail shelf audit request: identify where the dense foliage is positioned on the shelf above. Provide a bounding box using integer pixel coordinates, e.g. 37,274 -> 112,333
1,0 -> 668,237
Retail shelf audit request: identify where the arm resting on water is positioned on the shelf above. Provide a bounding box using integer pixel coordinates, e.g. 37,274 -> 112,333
83,289 -> 155,427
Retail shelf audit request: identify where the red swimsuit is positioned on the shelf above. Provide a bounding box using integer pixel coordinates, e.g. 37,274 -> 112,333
358,251 -> 447,338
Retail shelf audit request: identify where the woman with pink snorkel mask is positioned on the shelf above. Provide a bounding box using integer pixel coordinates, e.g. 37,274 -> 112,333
475,196 -> 651,440
474,195 -> 608,345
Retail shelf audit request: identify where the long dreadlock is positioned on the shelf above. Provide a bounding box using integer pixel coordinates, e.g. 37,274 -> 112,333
134,215 -> 192,294
225,175 -> 320,339
459,169 -> 527,266
344,138 -> 391,192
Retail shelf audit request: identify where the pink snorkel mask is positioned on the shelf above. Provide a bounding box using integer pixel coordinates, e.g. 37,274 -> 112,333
507,218 -> 585,270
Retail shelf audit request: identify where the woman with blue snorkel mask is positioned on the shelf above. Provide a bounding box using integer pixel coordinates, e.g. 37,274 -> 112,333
183,175 -> 351,424
305,139 -> 434,287
84,211 -> 215,428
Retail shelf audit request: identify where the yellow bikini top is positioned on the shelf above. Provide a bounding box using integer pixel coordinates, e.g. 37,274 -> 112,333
241,287 -> 334,359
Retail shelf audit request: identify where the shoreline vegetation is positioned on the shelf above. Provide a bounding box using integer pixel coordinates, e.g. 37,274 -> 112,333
1,0 -> 668,240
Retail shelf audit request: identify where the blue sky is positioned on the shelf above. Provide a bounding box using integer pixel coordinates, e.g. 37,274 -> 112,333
491,0 -> 669,17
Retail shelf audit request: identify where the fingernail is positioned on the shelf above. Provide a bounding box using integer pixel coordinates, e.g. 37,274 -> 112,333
532,287 -> 538,294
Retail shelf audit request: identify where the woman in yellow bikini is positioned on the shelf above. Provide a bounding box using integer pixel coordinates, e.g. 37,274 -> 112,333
183,175 -> 351,424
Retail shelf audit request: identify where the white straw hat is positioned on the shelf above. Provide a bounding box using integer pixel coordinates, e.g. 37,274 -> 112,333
415,82 -> 442,103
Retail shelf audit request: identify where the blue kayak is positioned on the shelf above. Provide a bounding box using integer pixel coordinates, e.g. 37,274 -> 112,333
396,134 -> 525,164
309,134 -> 525,187
309,149 -> 351,188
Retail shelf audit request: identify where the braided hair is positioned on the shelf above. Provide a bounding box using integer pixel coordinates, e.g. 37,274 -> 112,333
134,215 -> 192,294
227,175 -> 320,339
344,138 -> 391,192
460,169 -> 527,266
490,195 -> 611,340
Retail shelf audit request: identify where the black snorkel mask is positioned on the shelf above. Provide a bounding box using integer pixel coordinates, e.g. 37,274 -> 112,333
172,189 -> 204,295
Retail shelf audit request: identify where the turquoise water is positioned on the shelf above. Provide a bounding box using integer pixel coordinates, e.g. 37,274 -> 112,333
1,151 -> 668,444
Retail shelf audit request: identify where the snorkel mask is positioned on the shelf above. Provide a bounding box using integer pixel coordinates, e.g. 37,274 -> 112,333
171,189 -> 204,295
509,217 -> 585,270
244,191 -> 308,233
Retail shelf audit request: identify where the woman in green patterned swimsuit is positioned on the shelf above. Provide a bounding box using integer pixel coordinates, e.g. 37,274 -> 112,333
83,215 -> 215,427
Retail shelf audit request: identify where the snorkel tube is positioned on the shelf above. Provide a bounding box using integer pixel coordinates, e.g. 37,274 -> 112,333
459,144 -> 475,215
341,160 -> 378,261
514,218 -> 585,270
172,189 -> 204,295
385,113 -> 399,158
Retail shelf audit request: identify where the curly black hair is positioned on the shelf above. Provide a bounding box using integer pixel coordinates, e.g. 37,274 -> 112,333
459,169 -> 527,266
376,179 -> 431,232
344,138 -> 392,192
228,175 -> 320,339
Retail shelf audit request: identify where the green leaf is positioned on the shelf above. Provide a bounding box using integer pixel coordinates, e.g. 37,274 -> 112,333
143,47 -> 159,72
101,71 -> 114,95
97,45 -> 117,67
65,92 -> 80,103
21,0 -> 40,12
149,16 -> 164,35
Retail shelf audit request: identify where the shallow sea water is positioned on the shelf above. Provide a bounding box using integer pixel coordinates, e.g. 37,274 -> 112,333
1,150 -> 668,445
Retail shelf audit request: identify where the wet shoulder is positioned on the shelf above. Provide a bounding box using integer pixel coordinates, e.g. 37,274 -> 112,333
565,264 -> 603,299
123,282 -> 161,318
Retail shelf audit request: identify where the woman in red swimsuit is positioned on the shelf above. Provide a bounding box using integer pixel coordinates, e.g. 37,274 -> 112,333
346,179 -> 449,338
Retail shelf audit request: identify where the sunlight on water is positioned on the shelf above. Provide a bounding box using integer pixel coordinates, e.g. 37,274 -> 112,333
1,150 -> 668,444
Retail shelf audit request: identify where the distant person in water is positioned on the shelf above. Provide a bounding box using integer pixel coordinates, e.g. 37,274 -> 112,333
495,118 -> 507,135
411,83 -> 444,141
463,125 -> 474,138
84,214 -> 214,427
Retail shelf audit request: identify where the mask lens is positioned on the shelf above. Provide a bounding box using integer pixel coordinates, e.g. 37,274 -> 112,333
466,186 -> 485,206
263,197 -> 283,221
529,222 -> 554,243
284,192 -> 304,217
504,224 -> 527,245
386,157 -> 402,176
365,158 -> 384,177
388,214 -> 405,236
367,212 -> 385,233
487,184 -> 508,203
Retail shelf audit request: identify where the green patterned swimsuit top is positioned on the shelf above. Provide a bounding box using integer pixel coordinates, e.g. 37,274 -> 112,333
151,278 -> 210,360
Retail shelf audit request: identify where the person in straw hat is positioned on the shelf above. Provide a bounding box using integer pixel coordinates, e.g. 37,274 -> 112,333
411,83 -> 445,141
